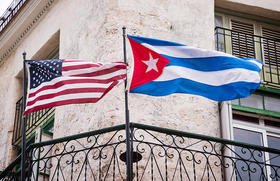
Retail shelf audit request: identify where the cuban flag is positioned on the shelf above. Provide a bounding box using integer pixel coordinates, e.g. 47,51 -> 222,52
127,35 -> 263,101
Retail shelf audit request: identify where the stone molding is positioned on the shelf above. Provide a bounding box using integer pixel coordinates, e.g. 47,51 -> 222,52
0,0 -> 55,64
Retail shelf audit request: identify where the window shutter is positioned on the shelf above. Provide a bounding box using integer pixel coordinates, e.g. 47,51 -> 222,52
231,20 -> 255,58
262,28 -> 280,67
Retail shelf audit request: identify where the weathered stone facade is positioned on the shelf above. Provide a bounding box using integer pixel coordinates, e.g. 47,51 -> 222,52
0,0 -> 279,177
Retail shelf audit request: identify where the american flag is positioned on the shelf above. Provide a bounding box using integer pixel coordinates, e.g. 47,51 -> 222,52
24,59 -> 127,115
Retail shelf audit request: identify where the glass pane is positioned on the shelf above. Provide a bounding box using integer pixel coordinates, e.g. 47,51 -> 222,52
267,135 -> 280,181
215,15 -> 223,27
48,126 -> 54,134
215,16 -> 225,52
264,96 -> 280,112
234,127 -> 263,146
233,127 -> 265,180
240,94 -> 263,109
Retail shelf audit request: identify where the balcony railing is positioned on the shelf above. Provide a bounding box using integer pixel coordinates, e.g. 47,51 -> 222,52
215,27 -> 280,88
1,122 -> 280,180
0,0 -> 28,34
12,97 -> 54,145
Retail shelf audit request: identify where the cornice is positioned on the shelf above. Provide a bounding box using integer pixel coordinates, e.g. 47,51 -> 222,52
0,0 -> 56,65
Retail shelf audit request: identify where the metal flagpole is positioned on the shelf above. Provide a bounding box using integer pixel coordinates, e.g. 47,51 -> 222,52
122,27 -> 133,181
21,52 -> 27,181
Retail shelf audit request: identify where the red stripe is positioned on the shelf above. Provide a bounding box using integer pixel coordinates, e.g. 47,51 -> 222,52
62,63 -> 102,71
24,98 -> 100,115
26,87 -> 108,106
63,60 -> 124,64
28,74 -> 126,98
24,80 -> 119,115
64,65 -> 127,77
63,60 -> 102,63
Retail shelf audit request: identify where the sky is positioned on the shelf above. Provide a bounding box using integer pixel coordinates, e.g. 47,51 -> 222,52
0,0 -> 13,17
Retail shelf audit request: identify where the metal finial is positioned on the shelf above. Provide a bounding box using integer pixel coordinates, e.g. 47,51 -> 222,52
23,52 -> 26,60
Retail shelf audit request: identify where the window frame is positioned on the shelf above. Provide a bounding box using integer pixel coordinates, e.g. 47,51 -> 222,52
215,12 -> 280,87
232,115 -> 280,180
217,11 -> 280,180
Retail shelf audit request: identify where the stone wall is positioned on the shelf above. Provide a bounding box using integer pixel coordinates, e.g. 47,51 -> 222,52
0,0 -> 219,170
54,0 -> 219,140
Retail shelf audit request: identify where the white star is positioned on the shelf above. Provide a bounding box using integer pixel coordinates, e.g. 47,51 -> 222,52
142,53 -> 159,73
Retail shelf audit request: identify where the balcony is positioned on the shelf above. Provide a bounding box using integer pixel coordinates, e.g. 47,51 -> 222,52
0,0 -> 28,34
215,27 -> 280,88
1,122 -> 280,180
12,97 -> 54,145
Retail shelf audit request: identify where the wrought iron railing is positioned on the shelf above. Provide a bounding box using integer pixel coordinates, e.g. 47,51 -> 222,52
12,97 -> 55,145
1,122 -> 280,180
215,27 -> 280,88
0,0 -> 28,34
0,155 -> 21,180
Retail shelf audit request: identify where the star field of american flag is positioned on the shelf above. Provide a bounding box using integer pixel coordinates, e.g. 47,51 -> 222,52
28,59 -> 63,89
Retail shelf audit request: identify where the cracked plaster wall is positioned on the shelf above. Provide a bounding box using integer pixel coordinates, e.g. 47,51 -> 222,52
53,0 -> 219,140
0,0 -> 220,169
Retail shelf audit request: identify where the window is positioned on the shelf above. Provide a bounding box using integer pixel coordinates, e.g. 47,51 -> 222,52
215,15 -> 225,52
232,93 -> 280,117
262,28 -> 280,68
33,116 -> 54,179
12,42 -> 58,179
262,28 -> 280,87
216,12 -> 280,180
214,13 -> 280,87
12,38 -> 59,146
220,89 -> 280,180
233,125 -> 264,180
231,20 -> 255,58
232,113 -> 280,181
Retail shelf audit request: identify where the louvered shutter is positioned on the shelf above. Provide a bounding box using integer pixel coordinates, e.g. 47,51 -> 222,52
231,20 -> 255,58
262,28 -> 280,67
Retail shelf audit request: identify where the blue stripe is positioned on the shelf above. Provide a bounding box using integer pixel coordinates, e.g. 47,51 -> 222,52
128,35 -> 185,46
162,55 -> 262,72
130,78 -> 261,101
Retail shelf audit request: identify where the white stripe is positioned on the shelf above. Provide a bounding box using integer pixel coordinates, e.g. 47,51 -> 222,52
28,76 -> 94,94
28,81 -> 112,102
248,59 -> 263,69
29,71 -> 126,94
62,67 -> 126,77
142,43 -> 235,58
26,92 -> 104,111
155,66 -> 261,86
63,61 -> 103,67
63,61 -> 124,70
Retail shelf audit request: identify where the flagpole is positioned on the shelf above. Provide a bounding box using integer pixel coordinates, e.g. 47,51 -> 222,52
122,27 -> 133,181
21,52 -> 27,181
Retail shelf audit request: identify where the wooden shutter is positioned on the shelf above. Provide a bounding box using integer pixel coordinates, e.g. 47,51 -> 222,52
231,20 -> 255,58
262,28 -> 280,67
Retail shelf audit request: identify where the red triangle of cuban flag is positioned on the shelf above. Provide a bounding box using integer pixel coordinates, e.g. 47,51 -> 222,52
128,37 -> 171,90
